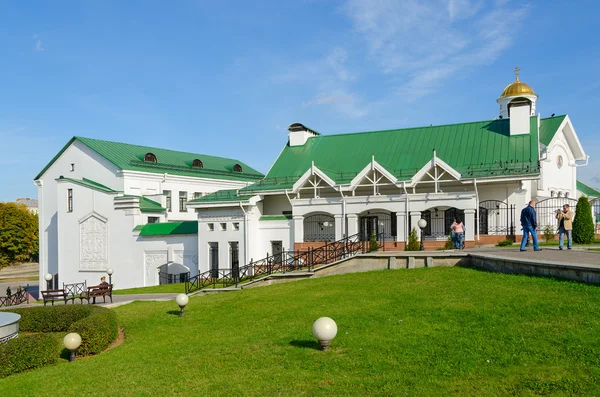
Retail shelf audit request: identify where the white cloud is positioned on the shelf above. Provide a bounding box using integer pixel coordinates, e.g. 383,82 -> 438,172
327,48 -> 356,82
33,34 -> 44,52
343,0 -> 528,99
303,91 -> 368,118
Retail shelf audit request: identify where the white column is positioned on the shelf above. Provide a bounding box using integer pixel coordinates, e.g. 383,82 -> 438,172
334,214 -> 343,241
347,214 -> 359,236
410,211 -> 422,239
464,209 -> 475,241
293,215 -> 304,243
396,212 -> 406,241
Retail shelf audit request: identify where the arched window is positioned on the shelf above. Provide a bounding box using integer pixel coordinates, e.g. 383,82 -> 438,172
144,153 -> 157,163
192,159 -> 203,168
233,164 -> 242,172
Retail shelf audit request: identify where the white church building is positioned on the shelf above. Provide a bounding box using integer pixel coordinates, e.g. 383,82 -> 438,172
36,69 -> 600,290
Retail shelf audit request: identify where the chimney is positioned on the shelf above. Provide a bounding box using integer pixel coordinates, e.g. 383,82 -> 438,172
288,123 -> 319,146
508,100 -> 531,136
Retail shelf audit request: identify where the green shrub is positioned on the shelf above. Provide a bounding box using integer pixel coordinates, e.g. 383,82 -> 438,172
368,232 -> 379,252
8,305 -> 118,356
496,239 -> 514,247
444,235 -> 454,250
70,307 -> 118,355
405,228 -> 420,251
543,225 -> 555,243
0,334 -> 59,378
573,196 -> 595,244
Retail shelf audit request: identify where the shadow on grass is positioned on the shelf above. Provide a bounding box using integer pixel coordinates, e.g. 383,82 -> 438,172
166,310 -> 181,316
289,340 -> 320,350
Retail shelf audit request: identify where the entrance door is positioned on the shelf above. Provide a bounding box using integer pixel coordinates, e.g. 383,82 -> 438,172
209,242 -> 219,278
271,241 -> 283,265
360,216 -> 379,241
230,242 -> 239,281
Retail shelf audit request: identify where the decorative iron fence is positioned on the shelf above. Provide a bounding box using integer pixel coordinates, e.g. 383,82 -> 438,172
536,197 -> 579,231
359,212 -> 396,241
478,200 -> 516,235
185,232 -> 385,293
591,198 -> 600,234
159,271 -> 190,285
304,214 -> 335,242
0,286 -> 29,308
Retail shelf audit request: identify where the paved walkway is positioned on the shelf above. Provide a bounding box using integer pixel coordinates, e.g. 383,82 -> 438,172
470,247 -> 600,267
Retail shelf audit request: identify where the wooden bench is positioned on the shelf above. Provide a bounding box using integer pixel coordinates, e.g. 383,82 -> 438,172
41,289 -> 68,306
63,282 -> 87,304
80,284 -> 113,304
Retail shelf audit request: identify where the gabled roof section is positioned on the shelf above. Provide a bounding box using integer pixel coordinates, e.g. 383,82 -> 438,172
292,163 -> 337,193
539,115 -> 566,146
243,116 -> 541,193
36,136 -> 264,181
138,221 -> 198,236
55,177 -> 118,193
349,157 -> 398,190
411,152 -> 461,186
577,181 -> 600,198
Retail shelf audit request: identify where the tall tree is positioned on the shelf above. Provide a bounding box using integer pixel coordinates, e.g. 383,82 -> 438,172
0,203 -> 39,268
572,196 -> 595,244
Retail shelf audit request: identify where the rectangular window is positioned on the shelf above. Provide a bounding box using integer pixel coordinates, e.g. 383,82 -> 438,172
193,192 -> 203,199
165,190 -> 172,212
209,242 -> 219,278
220,223 -> 227,231
233,222 -> 240,231
67,189 -> 73,212
179,191 -> 188,211
230,242 -> 239,271
282,211 -> 292,216
148,216 -> 160,224
70,163 -> 75,172
207,223 -> 214,231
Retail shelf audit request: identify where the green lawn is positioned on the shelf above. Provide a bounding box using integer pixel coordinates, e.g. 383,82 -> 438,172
113,283 -> 185,295
3,267 -> 600,396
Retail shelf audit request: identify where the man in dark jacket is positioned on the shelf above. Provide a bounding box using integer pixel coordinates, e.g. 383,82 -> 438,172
520,200 -> 542,252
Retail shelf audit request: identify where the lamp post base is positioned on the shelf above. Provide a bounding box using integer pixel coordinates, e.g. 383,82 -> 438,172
179,307 -> 184,317
318,340 -> 331,351
69,351 -> 76,362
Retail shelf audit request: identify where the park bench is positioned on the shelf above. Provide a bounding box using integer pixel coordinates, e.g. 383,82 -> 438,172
63,282 -> 87,304
41,289 -> 68,306
80,284 -> 113,304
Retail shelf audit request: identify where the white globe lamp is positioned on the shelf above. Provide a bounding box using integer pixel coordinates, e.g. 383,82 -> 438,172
312,317 -> 338,351
64,332 -> 82,362
176,294 -> 189,317
417,218 -> 428,251
44,273 -> 53,290
106,268 -> 114,284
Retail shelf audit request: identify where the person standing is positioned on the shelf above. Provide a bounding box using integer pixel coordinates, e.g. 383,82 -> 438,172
450,217 -> 465,250
556,204 -> 574,250
520,200 -> 542,252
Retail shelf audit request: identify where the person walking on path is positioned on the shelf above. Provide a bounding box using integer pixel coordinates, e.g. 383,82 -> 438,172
450,217 -> 465,250
556,204 -> 574,250
520,200 -> 542,252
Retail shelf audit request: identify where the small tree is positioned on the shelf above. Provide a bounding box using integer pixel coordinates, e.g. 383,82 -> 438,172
0,203 -> 39,268
368,232 -> 379,252
543,225 -> 555,243
573,196 -> 595,244
444,235 -> 454,250
405,228 -> 420,251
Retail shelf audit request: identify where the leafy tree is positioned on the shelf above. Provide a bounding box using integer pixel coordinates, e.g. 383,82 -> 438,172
573,196 -> 595,244
543,225 -> 555,243
368,232 -> 379,252
405,228 -> 420,251
0,203 -> 39,268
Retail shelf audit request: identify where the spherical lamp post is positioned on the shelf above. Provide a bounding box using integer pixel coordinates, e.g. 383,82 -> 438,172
106,268 -> 114,285
312,317 -> 338,351
64,332 -> 82,362
176,294 -> 189,317
44,273 -> 53,290
417,218 -> 428,251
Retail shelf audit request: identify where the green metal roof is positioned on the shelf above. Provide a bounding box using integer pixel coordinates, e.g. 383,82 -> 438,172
189,189 -> 253,203
539,115 -> 566,146
55,177 -> 118,193
138,221 -> 198,236
132,225 -> 144,231
242,116 -> 547,193
36,136 -> 264,181
259,215 -> 293,221
139,197 -> 166,213
577,181 -> 600,198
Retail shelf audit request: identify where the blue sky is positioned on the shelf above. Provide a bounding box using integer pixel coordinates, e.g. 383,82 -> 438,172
1,0 -> 599,202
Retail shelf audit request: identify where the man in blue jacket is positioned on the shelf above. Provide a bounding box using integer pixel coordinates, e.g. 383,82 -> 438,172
520,200 -> 542,252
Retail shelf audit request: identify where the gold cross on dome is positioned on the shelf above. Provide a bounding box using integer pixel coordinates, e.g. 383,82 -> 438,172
514,66 -> 520,81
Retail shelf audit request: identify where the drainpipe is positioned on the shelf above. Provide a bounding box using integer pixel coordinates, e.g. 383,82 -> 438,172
239,202 -> 248,267
473,179 -> 480,244
402,181 -> 409,243
338,188 -> 346,238
284,190 -> 295,245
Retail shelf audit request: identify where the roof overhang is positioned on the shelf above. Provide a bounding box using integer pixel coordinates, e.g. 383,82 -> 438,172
292,163 -> 336,193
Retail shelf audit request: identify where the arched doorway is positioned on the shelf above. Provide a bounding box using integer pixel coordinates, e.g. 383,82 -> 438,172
359,211 -> 396,241
303,214 -> 335,242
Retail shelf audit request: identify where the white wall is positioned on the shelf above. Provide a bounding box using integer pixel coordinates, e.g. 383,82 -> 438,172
197,207 -> 245,273
539,126 -> 577,198
262,195 -> 292,215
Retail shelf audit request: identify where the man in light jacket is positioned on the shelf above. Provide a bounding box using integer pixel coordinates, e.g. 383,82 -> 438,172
556,204 -> 574,250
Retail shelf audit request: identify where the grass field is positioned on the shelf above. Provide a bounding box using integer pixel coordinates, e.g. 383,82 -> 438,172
2,267 -> 600,396
112,283 -> 185,295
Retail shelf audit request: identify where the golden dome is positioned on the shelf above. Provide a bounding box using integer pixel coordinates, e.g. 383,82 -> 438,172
500,66 -> 538,98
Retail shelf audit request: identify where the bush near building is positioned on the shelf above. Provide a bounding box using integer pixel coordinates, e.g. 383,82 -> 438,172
573,196 -> 595,244
0,202 -> 39,268
405,228 -> 420,251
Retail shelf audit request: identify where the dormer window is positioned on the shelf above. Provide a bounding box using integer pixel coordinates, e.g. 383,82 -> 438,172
144,153 -> 157,163
192,159 -> 203,168
233,164 -> 242,172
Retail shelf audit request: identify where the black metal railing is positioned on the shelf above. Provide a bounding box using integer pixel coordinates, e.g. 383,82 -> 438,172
185,232 -> 385,293
0,286 -> 30,308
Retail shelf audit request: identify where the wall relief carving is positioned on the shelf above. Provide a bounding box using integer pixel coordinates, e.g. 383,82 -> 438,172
80,214 -> 108,270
